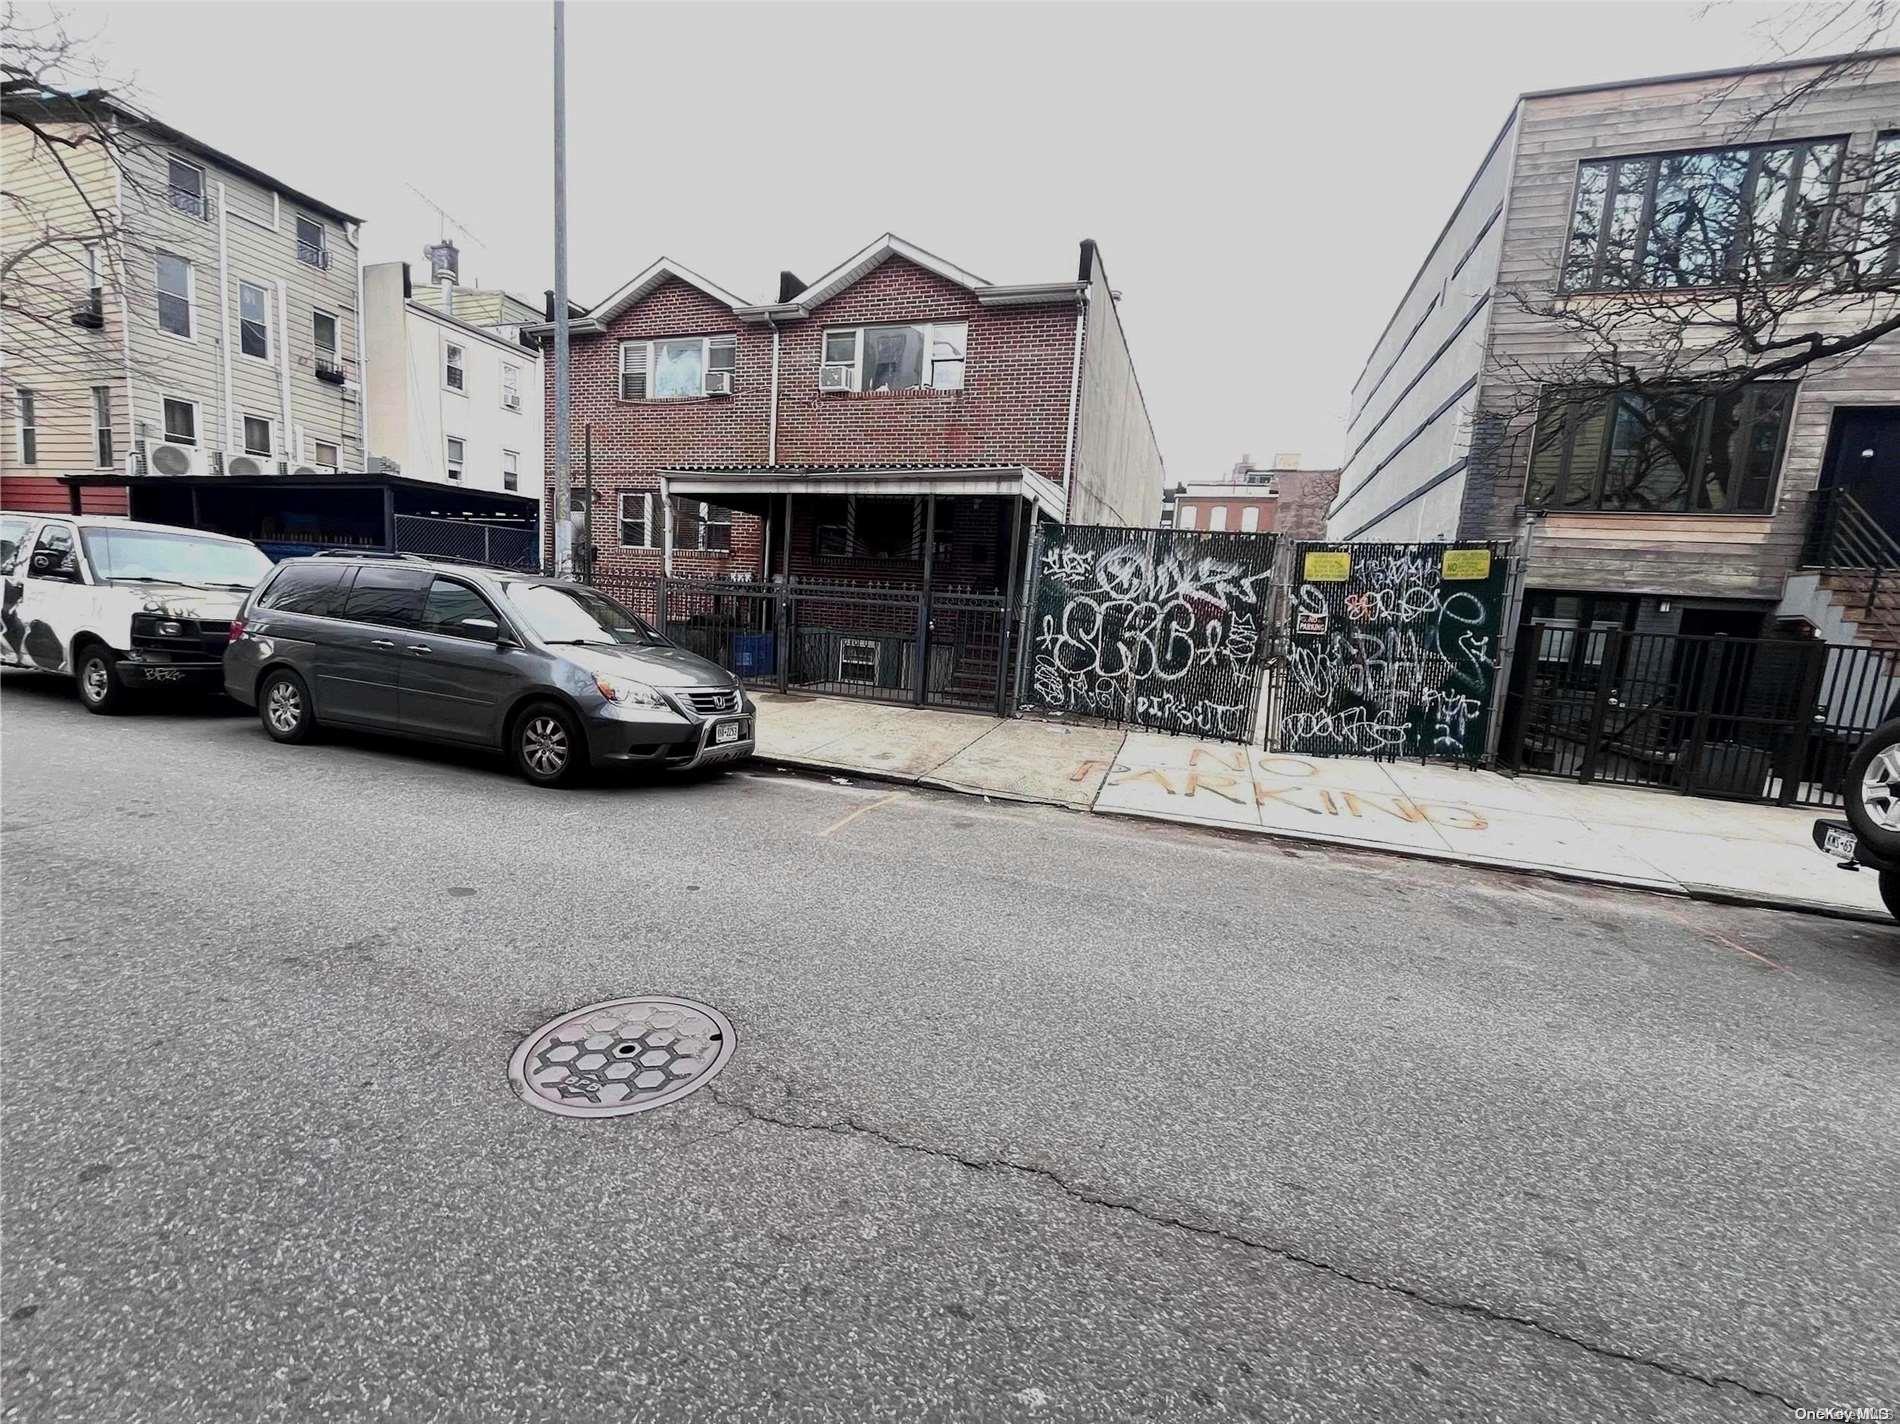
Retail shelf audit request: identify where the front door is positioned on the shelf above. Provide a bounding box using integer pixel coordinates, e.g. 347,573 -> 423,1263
318,565 -> 430,728
11,522 -> 96,672
397,575 -> 527,743
1821,406 -> 1900,542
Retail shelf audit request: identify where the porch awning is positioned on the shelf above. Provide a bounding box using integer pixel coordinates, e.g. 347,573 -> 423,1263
659,463 -> 1066,522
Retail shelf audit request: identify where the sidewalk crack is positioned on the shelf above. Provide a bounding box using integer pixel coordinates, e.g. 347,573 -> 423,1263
705,1088 -> 1801,1414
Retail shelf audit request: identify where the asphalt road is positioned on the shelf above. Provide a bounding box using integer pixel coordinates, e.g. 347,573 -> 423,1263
3,671 -> 1897,1423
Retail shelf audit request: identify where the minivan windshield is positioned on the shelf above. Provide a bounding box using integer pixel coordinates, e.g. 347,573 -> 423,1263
81,528 -> 273,588
501,582 -> 665,647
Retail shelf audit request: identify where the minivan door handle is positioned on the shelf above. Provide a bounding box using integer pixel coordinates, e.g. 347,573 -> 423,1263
369,638 -> 396,648
406,644 -> 433,654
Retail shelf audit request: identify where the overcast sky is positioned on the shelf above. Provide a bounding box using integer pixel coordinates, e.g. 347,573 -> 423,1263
64,0 -> 1798,478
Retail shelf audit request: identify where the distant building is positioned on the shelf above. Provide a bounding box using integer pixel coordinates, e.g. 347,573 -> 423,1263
1162,453 -> 1339,540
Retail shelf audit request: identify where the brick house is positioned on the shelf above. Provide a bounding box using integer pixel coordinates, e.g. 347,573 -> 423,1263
532,234 -> 1163,598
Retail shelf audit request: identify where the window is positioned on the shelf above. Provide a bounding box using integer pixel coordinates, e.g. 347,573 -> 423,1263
501,364 -> 521,410
312,310 -> 340,373
1561,138 -> 1845,291
0,517 -> 31,572
14,389 -> 36,465
1241,506 -> 1260,533
420,578 -> 499,638
1177,505 -> 1196,530
814,496 -> 923,560
617,335 -> 736,399
618,491 -> 651,548
341,565 -> 430,628
1209,505 -> 1229,531
162,396 -> 197,446
260,562 -> 347,617
821,321 -> 967,392
839,639 -> 879,683
667,498 -> 729,552
295,215 -> 327,269
156,252 -> 192,338
27,523 -> 78,581
503,450 -> 519,492
444,343 -> 465,392
243,414 -> 273,457
82,243 -> 102,308
92,386 -> 112,467
1525,383 -> 1794,514
445,435 -> 465,481
167,157 -> 206,219
238,280 -> 271,360
313,439 -> 340,469
1863,132 -> 1900,277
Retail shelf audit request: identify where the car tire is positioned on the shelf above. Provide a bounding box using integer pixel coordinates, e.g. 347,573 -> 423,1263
75,643 -> 129,716
258,668 -> 317,745
1880,871 -> 1900,924
512,701 -> 585,787
1844,718 -> 1900,858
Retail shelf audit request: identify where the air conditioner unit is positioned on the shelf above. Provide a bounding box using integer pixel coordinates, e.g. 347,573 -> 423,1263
147,441 -> 207,477
819,364 -> 853,393
288,463 -> 330,478
703,369 -> 732,397
503,392 -> 522,410
226,454 -> 269,478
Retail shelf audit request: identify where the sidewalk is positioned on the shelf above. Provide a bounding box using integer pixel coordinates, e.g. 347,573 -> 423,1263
750,692 -> 1887,920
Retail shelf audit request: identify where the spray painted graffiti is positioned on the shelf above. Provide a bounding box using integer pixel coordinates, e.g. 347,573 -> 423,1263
1280,542 -> 1509,763
1020,524 -> 1277,742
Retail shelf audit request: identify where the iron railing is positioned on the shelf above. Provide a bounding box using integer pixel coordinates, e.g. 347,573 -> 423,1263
1801,486 -> 1900,644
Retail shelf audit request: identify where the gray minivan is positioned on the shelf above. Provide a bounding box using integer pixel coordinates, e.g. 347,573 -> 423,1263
224,554 -> 755,786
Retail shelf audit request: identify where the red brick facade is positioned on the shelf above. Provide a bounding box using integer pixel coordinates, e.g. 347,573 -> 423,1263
551,254 -> 1081,591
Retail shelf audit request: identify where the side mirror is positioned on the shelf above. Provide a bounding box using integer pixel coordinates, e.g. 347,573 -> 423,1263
459,616 -> 507,644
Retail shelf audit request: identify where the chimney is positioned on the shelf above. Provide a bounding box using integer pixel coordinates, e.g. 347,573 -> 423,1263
425,239 -> 460,319
544,289 -> 556,321
778,270 -> 805,304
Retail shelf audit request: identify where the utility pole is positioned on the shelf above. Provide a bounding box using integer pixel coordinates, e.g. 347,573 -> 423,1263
550,0 -> 573,578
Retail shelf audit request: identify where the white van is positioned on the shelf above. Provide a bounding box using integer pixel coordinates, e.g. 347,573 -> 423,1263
0,512 -> 273,713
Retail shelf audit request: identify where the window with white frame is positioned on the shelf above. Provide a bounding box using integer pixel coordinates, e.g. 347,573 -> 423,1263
503,449 -> 519,492
1209,505 -> 1229,531
501,364 -> 521,410
82,244 -> 101,309
838,639 -> 879,683
238,280 -> 271,360
444,343 -> 465,392
445,435 -> 465,481
14,389 -> 36,464
295,215 -> 327,269
666,497 -> 732,554
243,414 -> 273,457
92,386 -> 112,467
156,252 -> 192,338
162,396 -> 197,446
821,321 -> 966,393
618,491 -> 651,548
618,335 -> 736,400
1176,505 -> 1196,530
167,157 -> 206,219
312,310 -> 340,372
313,439 -> 340,469
1241,506 -> 1260,533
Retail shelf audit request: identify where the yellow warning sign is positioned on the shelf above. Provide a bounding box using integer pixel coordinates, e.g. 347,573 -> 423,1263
1303,551 -> 1351,583
1441,548 -> 1493,581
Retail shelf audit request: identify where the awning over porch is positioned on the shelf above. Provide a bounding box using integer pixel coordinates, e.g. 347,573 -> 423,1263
660,463 -> 1066,523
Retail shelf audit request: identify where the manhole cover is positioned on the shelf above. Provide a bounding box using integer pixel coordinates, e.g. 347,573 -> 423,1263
509,996 -> 735,1119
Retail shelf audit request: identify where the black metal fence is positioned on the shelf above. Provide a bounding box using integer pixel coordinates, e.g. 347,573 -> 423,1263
1497,625 -> 1887,807
594,572 -> 1015,713
394,513 -> 538,571
1016,523 -> 1277,742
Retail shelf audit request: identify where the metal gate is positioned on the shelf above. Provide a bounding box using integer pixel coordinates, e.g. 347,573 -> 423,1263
1498,626 -> 1845,804
1275,541 -> 1511,763
1016,523 -> 1276,742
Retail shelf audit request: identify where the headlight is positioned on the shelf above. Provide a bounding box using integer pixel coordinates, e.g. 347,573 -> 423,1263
593,673 -> 666,709
157,620 -> 183,637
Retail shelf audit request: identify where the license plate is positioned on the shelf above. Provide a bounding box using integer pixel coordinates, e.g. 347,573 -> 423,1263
1823,826 -> 1858,859
714,720 -> 743,745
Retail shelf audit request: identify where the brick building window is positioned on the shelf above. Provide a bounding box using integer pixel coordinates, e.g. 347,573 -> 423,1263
815,496 -> 923,559
1177,505 -> 1195,530
619,335 -> 736,400
821,322 -> 966,393
668,497 -> 732,553
1526,383 -> 1793,514
618,492 -> 650,548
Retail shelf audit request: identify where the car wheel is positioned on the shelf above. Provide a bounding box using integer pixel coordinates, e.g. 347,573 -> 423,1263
1845,718 -> 1900,858
258,668 -> 317,744
513,701 -> 584,787
75,643 -> 129,715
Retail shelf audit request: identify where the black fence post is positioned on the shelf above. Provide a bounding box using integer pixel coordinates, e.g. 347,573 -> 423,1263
1679,636 -> 1725,796
1780,638 -> 1829,807
1500,620 -> 1543,773
1577,626 -> 1622,785
778,583 -> 793,694
654,579 -> 669,638
915,496 -> 937,706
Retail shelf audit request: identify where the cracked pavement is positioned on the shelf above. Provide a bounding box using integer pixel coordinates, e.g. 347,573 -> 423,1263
3,673 -> 1897,1421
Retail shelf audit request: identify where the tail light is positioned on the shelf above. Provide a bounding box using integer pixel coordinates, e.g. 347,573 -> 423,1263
227,617 -> 246,643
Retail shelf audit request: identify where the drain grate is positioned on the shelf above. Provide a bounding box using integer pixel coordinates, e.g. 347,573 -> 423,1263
509,996 -> 735,1119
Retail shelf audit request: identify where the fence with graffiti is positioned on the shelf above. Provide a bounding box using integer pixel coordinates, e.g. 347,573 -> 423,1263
1018,524 -> 1278,742
1278,541 -> 1511,763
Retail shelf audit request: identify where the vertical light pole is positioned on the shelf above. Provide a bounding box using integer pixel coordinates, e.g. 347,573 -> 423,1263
550,0 -> 573,577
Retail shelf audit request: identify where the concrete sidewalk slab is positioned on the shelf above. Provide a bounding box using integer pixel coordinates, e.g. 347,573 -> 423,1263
1250,754 -> 1457,855
1095,732 -> 1263,831
1616,823 -> 1888,916
1429,804 -> 1681,890
923,720 -> 1125,809
754,694 -> 996,781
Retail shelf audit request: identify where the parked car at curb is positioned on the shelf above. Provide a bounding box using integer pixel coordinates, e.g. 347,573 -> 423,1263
0,511 -> 273,714
224,553 -> 755,786
1814,715 -> 1900,922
